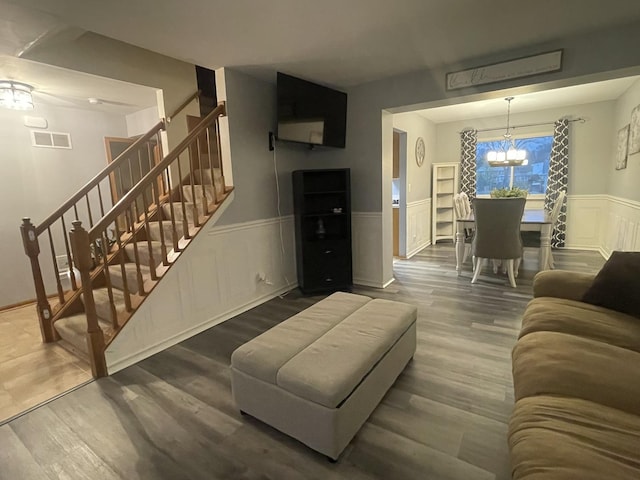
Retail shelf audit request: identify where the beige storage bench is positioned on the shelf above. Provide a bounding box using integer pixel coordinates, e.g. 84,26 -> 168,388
230,292 -> 417,461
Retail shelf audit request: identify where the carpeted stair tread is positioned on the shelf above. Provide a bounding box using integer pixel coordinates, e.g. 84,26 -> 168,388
124,241 -> 163,266
161,202 -> 200,225
107,263 -> 150,294
92,287 -> 128,325
191,168 -> 223,187
54,313 -> 113,355
181,184 -> 217,205
146,221 -> 188,244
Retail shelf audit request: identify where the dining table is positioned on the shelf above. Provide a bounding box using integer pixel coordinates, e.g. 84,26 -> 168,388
455,208 -> 553,275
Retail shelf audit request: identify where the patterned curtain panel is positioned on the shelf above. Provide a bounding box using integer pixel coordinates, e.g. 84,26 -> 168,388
460,129 -> 477,201
544,119 -> 569,248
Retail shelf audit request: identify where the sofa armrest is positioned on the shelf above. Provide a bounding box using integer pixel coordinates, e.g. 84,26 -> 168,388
532,270 -> 596,301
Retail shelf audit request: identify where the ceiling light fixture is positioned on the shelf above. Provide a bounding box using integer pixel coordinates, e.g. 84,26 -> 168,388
487,97 -> 528,167
0,81 -> 34,110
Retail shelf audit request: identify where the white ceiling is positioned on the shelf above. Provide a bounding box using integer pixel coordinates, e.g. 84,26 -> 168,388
11,0 -> 640,88
0,1 -> 639,119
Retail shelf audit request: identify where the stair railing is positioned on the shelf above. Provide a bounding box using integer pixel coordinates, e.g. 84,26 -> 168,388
69,102 -> 228,375
22,90 -> 201,343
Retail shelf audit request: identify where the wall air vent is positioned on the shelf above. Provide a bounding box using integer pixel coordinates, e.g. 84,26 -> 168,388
30,130 -> 72,149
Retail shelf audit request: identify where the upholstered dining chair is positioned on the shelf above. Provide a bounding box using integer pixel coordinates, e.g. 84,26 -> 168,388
471,197 -> 526,288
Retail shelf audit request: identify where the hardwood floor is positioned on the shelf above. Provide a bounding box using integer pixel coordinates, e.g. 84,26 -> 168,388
0,304 -> 92,424
0,245 -> 604,479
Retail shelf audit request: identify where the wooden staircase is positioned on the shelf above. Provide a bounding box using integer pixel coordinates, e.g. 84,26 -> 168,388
21,97 -> 233,377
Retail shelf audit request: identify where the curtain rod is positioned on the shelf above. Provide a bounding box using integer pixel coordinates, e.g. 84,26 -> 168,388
462,117 -> 585,134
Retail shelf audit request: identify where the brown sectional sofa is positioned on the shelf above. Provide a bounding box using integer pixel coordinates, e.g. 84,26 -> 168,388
509,270 -> 640,480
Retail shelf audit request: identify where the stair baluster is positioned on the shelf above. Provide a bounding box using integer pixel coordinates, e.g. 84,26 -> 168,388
206,123 -> 219,205
46,226 -> 66,304
215,116 -> 225,188
59,216 -> 77,291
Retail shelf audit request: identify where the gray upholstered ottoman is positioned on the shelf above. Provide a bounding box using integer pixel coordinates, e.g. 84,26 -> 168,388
230,292 -> 417,460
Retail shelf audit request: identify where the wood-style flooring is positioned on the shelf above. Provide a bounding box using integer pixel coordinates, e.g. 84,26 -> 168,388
0,304 -> 91,424
0,245 -> 604,480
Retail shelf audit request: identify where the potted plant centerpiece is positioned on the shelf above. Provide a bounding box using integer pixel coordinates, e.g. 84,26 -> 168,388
490,187 -> 528,198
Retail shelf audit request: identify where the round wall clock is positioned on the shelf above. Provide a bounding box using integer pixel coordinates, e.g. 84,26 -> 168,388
415,137 -> 425,167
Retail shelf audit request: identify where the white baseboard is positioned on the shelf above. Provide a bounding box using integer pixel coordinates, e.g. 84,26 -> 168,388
406,240 -> 431,259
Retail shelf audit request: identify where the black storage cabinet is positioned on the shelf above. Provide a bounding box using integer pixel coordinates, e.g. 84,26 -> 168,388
292,168 -> 352,294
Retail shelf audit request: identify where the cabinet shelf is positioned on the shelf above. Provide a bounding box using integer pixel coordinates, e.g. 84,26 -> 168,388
293,169 -> 352,294
432,162 -> 459,245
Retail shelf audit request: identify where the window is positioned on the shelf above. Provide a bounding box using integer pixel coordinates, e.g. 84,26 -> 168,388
476,135 -> 553,195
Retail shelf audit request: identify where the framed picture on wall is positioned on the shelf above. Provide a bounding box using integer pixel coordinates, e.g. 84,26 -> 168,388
616,124 -> 630,170
629,105 -> 640,155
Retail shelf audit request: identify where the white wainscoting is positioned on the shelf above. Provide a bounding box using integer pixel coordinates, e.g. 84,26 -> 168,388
406,199 -> 432,258
352,212 -> 384,288
564,195 -> 607,251
105,213 -> 297,373
564,194 -> 640,258
601,196 -> 640,258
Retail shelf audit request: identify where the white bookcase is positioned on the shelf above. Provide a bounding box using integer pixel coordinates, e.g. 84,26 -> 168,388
431,162 -> 459,244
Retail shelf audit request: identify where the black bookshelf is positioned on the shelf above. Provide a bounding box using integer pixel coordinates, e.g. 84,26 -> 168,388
292,169 -> 352,294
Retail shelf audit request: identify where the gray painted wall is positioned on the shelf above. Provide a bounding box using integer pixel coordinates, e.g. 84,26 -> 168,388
219,68 -> 350,225
434,101 -> 616,196
611,78 -> 640,201
218,68 -> 294,224
1,103 -> 127,307
393,113 -> 436,203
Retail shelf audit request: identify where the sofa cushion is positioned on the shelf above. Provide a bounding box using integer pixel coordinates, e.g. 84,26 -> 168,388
276,298 -> 417,408
512,331 -> 640,416
230,292 -> 372,384
509,395 -> 640,480
582,251 -> 640,319
520,297 -> 640,353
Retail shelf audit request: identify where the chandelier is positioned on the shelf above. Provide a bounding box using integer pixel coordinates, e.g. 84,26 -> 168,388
0,81 -> 34,110
487,97 -> 527,167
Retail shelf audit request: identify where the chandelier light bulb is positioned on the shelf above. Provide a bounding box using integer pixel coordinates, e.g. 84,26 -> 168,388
486,97 -> 528,167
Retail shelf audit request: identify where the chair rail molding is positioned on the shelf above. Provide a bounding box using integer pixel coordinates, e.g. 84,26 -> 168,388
406,198 -> 432,258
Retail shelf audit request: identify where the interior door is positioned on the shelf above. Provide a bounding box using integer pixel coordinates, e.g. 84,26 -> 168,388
104,137 -> 158,227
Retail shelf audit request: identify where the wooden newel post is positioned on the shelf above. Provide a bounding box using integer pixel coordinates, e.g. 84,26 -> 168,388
69,220 -> 108,378
20,217 -> 57,343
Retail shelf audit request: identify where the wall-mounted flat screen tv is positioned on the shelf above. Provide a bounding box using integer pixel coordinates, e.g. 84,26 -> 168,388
277,72 -> 347,148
